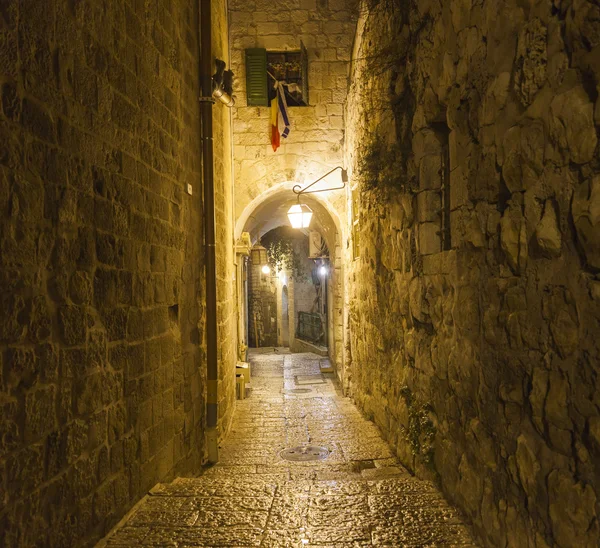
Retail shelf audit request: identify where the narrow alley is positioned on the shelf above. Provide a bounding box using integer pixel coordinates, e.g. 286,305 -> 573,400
100,351 -> 476,547
2,0 -> 600,546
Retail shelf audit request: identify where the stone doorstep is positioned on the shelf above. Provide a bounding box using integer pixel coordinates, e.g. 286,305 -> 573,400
292,338 -> 329,356
320,360 -> 334,373
295,374 -> 327,385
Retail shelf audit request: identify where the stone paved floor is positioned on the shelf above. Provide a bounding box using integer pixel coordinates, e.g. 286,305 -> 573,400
99,350 -> 477,547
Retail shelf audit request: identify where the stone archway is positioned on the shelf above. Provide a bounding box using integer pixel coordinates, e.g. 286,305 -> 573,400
236,186 -> 346,377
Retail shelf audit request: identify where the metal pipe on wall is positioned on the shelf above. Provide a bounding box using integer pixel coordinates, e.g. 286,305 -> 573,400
199,0 -> 219,463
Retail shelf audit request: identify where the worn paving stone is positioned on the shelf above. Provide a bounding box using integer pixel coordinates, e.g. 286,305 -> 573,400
98,351 -> 477,547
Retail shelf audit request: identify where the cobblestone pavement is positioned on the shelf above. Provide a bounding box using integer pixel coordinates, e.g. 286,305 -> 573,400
99,351 -> 477,547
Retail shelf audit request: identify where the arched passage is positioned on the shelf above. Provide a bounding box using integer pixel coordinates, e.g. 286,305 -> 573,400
235,185 -> 346,376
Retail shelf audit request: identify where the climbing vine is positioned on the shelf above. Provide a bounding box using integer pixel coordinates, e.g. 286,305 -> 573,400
266,240 -> 306,281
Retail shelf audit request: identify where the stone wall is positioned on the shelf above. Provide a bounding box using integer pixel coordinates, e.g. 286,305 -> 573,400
211,0 -> 238,446
0,0 -> 231,544
346,0 -> 600,546
229,0 -> 356,232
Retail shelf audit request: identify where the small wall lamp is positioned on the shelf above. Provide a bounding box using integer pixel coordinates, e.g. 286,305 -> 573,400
249,216 -> 269,267
287,166 -> 348,229
250,243 -> 268,267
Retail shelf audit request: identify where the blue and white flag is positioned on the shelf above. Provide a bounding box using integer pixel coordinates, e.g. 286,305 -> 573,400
276,81 -> 290,139
271,81 -> 291,151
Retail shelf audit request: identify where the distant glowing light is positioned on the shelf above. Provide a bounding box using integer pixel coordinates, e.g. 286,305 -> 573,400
287,203 -> 313,229
261,264 -> 271,275
319,265 -> 328,276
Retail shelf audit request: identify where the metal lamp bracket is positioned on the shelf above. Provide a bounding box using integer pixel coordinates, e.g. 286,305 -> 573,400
293,166 -> 348,196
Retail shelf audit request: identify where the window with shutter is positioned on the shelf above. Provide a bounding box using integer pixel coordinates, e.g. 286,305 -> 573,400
245,48 -> 269,106
245,47 -> 309,107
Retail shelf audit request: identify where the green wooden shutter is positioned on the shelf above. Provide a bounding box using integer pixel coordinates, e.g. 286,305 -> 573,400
245,48 -> 268,106
301,41 -> 309,105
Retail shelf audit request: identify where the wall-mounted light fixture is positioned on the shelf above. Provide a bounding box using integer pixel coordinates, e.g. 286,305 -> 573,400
287,203 -> 313,229
250,243 -> 268,266
287,166 -> 348,229
248,215 -> 270,270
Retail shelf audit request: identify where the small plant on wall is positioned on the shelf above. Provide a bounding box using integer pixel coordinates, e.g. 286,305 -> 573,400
357,137 -> 407,192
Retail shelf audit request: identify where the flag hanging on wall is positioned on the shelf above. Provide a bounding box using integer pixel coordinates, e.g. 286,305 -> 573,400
270,81 -> 290,152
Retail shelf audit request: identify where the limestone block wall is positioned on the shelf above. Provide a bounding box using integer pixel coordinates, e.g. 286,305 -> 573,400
330,247 -> 343,367
295,282 -> 318,317
211,0 -> 238,445
346,1 -> 600,546
229,0 -> 356,225
0,0 -> 232,544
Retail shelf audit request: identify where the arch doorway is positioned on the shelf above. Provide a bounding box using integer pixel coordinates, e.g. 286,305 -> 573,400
281,285 -> 289,346
236,187 -> 344,372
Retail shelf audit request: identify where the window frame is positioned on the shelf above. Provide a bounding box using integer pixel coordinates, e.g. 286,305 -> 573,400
266,50 -> 308,107
245,43 -> 309,107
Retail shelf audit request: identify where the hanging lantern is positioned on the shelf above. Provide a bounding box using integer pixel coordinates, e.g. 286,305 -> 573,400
287,203 -> 313,229
250,243 -> 268,266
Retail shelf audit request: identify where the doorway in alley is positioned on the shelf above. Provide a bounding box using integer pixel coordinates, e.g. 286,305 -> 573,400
237,189 -> 344,378
281,286 -> 289,346
247,225 -> 329,353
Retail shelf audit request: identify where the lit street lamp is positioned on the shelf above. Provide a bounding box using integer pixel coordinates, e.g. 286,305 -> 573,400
287,203 -> 313,229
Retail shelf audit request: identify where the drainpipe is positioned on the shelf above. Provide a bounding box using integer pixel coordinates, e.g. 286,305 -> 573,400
199,0 -> 235,464
199,0 -> 219,464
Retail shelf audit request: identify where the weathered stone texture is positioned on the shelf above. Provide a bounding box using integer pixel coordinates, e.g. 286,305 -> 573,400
0,0 -> 229,545
99,351 -> 476,548
230,0 -> 357,223
212,0 -> 238,445
231,1 -> 354,377
345,1 -> 600,546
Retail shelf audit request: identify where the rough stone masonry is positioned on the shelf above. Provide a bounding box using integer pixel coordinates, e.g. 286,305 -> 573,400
345,0 -> 600,547
0,0 -> 235,545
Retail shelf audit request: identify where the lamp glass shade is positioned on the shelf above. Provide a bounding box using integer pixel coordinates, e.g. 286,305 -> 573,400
288,203 -> 313,229
250,244 -> 268,266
